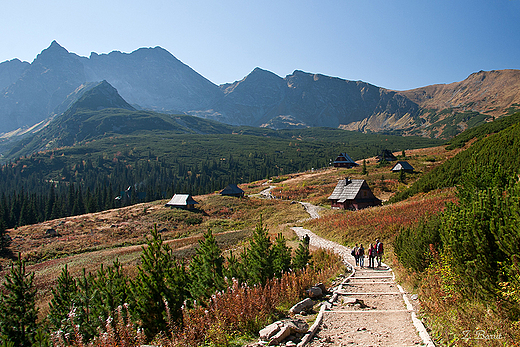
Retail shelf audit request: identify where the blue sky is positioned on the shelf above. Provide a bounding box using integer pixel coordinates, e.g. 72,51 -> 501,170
1,0 -> 519,90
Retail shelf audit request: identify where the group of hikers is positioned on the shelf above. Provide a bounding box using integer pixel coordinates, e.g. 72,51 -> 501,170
351,239 -> 384,268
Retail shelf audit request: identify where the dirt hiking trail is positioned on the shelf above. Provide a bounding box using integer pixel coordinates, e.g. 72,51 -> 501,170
291,201 -> 434,347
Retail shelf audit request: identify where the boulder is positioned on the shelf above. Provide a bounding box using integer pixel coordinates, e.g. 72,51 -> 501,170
259,319 -> 309,345
283,319 -> 309,333
268,325 -> 291,345
259,322 -> 282,341
289,298 -> 315,314
307,286 -> 323,298
44,228 -> 58,238
314,282 -> 327,293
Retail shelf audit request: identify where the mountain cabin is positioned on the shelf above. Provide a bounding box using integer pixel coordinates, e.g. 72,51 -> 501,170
328,178 -> 381,210
165,194 -> 199,209
391,161 -> 414,173
220,184 -> 245,197
333,153 -> 359,168
376,149 -> 397,162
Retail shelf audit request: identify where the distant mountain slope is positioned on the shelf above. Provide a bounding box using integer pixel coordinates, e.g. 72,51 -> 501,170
400,69 -> 520,115
0,58 -> 29,92
196,68 -> 421,131
396,70 -> 520,138
84,46 -> 222,112
4,81 -> 234,159
0,42 -> 87,131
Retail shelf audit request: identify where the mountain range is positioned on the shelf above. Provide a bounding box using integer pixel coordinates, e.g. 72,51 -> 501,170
1,41 -> 520,139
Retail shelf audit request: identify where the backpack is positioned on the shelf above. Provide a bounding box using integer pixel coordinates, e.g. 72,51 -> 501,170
377,242 -> 383,254
351,249 -> 355,256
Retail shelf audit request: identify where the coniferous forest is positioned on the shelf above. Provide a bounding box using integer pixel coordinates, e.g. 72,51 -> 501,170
0,128 -> 442,231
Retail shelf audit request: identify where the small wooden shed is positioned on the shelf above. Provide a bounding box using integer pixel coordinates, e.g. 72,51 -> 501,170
376,149 -> 397,162
333,153 -> 359,168
391,161 -> 414,173
165,194 -> 199,209
328,178 -> 381,210
220,184 -> 245,197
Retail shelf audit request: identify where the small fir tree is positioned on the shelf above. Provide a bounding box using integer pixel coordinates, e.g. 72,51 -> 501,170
188,229 -> 226,302
132,225 -> 186,340
224,250 -> 243,284
243,220 -> 272,285
362,159 -> 368,175
75,269 -> 97,340
292,237 -> 311,270
271,233 -> 292,277
0,255 -> 38,347
399,169 -> 406,183
48,266 -> 78,335
90,261 -> 129,331
0,219 -> 11,257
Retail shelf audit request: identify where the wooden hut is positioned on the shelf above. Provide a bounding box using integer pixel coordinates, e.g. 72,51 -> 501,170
333,153 -> 359,168
391,161 -> 414,173
220,184 -> 245,197
328,178 -> 381,210
165,194 -> 198,209
376,149 -> 397,162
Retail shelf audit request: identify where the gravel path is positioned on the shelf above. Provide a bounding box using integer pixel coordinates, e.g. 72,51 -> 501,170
291,203 -> 434,347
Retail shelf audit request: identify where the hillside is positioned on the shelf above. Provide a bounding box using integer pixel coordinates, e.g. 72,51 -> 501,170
390,111 -> 520,202
400,69 -> 520,117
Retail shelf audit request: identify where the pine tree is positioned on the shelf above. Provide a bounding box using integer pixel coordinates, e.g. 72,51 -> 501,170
224,250 -> 242,284
131,225 -> 186,340
0,256 -> 38,347
0,218 -> 11,257
48,266 -> 78,335
243,220 -> 272,285
362,159 -> 368,175
75,269 -> 97,340
188,229 -> 225,302
45,185 -> 55,221
90,261 -> 129,327
399,169 -> 406,183
271,233 -> 292,277
292,237 -> 311,270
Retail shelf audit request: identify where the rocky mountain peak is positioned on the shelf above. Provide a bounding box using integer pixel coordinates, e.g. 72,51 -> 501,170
67,80 -> 135,113
33,40 -> 72,64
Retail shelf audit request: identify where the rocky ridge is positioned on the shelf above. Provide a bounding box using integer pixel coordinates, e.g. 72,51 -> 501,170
1,41 -> 519,138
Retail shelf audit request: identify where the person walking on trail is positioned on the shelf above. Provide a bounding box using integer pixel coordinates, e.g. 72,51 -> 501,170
358,244 -> 365,268
376,238 -> 384,267
352,244 -> 359,266
368,243 -> 375,268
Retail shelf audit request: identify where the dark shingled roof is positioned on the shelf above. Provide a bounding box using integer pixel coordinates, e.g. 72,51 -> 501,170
333,153 -> 358,166
220,184 -> 244,196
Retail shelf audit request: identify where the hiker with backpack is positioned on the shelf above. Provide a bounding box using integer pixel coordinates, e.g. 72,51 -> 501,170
357,244 -> 365,268
351,243 -> 359,266
375,238 -> 384,267
368,243 -> 376,268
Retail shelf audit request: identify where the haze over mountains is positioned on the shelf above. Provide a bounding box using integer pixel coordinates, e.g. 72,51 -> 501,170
1,41 -> 520,139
